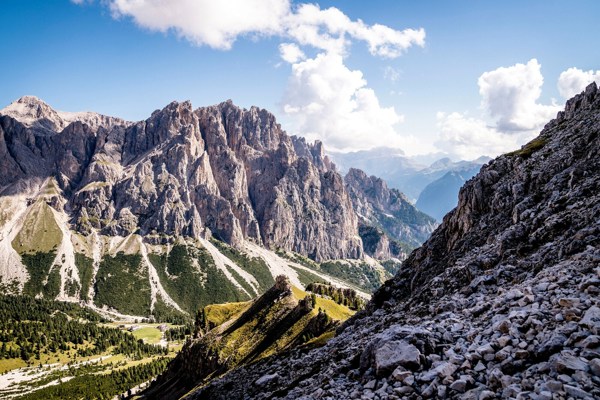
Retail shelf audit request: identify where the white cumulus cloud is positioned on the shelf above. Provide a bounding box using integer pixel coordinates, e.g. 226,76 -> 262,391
283,4 -> 425,58
282,53 -> 410,152
557,67 -> 600,99
435,112 -> 535,160
478,59 -> 560,132
277,4 -> 424,152
279,43 -> 305,64
108,0 -> 290,50
436,59 -> 561,160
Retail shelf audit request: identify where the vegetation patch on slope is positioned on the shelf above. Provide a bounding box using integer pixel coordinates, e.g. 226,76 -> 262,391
506,137 -> 549,158
74,253 -> 94,301
94,252 -> 151,316
305,282 -> 366,311
211,239 -> 274,293
197,301 -> 250,332
151,296 -> 189,324
319,260 -> 387,293
21,251 -> 57,297
290,265 -> 328,287
149,244 -> 250,316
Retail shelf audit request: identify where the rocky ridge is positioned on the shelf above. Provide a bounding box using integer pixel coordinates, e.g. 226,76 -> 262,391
345,168 -> 437,259
173,83 -> 600,399
143,276 -> 353,400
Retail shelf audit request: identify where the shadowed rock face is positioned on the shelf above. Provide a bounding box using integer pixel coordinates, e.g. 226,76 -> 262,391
174,84 -> 600,399
0,97 -> 362,261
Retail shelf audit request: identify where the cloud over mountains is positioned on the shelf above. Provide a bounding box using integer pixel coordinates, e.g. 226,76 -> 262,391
75,1 -> 599,159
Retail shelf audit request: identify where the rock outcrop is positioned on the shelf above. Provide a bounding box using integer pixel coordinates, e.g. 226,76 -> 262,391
345,168 -> 436,259
173,84 -> 600,399
0,97 -> 362,261
143,276 -> 348,400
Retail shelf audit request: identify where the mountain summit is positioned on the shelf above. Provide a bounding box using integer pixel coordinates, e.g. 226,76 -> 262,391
167,84 -> 600,398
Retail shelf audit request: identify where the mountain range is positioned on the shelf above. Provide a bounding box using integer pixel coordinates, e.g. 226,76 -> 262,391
147,83 -> 600,399
0,95 -> 434,320
330,149 -> 490,200
415,163 -> 484,221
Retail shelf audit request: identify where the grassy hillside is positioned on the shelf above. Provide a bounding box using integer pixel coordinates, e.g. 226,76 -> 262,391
12,201 -> 62,254
199,301 -> 250,331
143,276 -> 356,399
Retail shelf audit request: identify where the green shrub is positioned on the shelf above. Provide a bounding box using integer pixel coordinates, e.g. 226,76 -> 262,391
506,137 -> 548,158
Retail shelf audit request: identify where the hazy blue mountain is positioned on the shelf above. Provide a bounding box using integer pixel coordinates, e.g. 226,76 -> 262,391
416,165 -> 483,220
329,148 -> 490,201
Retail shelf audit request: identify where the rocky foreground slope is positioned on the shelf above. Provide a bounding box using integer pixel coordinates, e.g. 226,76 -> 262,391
169,83 -> 600,399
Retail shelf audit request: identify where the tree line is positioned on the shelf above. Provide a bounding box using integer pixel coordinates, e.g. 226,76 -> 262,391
305,282 -> 366,310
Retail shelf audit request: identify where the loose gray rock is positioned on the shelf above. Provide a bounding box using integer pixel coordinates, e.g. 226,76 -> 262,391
374,340 -> 422,375
254,373 -> 279,387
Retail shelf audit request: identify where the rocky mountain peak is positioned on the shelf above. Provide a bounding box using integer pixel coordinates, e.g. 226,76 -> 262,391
1,95 -> 65,131
0,96 -> 363,261
0,95 -> 129,133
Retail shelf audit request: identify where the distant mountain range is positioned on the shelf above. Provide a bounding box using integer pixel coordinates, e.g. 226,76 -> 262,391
329,148 -> 490,221
330,148 -> 491,200
416,164 -> 484,220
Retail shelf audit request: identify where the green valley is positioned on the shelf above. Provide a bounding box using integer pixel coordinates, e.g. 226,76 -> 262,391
0,295 -> 187,399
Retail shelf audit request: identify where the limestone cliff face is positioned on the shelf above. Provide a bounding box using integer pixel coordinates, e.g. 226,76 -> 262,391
0,97 -> 362,261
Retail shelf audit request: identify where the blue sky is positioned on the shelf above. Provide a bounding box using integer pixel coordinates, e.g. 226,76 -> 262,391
2,0 -> 599,159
